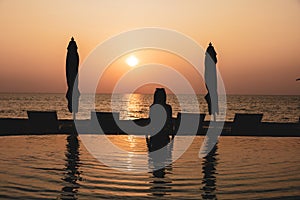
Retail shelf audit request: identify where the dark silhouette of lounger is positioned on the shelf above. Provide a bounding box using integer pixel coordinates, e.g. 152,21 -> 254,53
232,113 -> 263,135
174,112 -> 206,135
27,111 -> 59,133
91,112 -> 121,134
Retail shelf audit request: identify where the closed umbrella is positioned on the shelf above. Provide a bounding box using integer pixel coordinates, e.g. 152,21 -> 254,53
204,42 -> 219,121
66,37 -> 80,119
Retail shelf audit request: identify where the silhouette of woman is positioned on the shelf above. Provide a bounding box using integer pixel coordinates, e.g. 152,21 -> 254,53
146,88 -> 174,152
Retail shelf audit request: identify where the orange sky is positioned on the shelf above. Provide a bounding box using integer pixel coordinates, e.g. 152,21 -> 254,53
0,0 -> 299,94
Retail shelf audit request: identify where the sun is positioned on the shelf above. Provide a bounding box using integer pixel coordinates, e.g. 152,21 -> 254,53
126,55 -> 139,67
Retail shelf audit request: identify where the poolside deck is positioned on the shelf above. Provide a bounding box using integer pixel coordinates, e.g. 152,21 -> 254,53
0,111 -> 299,137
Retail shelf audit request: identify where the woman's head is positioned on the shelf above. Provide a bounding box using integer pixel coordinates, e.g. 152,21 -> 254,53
153,88 -> 166,104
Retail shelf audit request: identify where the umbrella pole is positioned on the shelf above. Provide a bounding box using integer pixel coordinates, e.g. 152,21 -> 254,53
73,112 -> 76,121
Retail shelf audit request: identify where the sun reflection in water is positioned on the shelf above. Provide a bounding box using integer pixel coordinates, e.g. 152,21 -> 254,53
126,135 -> 136,149
125,93 -> 150,120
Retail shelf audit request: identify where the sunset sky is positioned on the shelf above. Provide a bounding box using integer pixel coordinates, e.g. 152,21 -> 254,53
0,0 -> 299,94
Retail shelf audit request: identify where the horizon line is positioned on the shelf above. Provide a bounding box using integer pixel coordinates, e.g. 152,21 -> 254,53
0,92 -> 299,96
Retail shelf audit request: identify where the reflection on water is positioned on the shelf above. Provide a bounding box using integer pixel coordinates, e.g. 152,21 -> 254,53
148,140 -> 174,197
0,136 -> 299,199
201,144 -> 218,200
59,133 -> 81,200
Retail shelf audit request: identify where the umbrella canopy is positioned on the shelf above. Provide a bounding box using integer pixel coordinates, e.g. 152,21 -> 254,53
66,37 -> 80,114
204,42 -> 219,116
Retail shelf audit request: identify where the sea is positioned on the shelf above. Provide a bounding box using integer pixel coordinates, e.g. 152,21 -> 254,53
0,93 -> 299,199
0,93 -> 299,122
